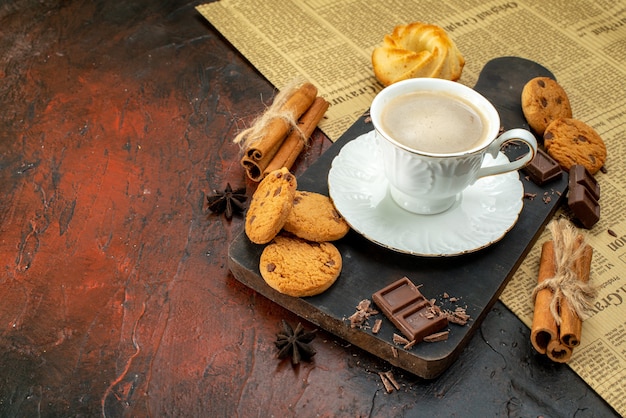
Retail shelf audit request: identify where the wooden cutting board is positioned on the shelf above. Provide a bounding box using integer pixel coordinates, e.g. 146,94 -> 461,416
228,57 -> 568,379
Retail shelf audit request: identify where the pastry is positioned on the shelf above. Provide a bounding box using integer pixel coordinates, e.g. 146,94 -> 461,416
245,167 -> 297,244
371,22 -> 465,86
543,118 -> 606,174
260,235 -> 342,297
283,191 -> 350,242
521,77 -> 572,135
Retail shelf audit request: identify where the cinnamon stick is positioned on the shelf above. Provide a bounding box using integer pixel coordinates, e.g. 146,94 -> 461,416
560,236 -> 593,348
546,338 -> 573,363
262,96 -> 329,177
240,82 -> 318,181
530,240 -> 558,355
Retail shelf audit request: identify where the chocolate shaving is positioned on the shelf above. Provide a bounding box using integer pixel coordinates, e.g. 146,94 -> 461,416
372,319 -> 382,334
392,333 -> 410,345
443,307 -> 471,326
348,299 -> 379,329
384,371 -> 401,390
424,331 -> 450,342
378,372 -> 394,393
391,346 -> 398,358
403,339 -> 417,350
378,370 -> 401,393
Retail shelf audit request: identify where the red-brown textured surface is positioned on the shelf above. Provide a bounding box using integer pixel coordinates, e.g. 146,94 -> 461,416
0,1 -> 617,417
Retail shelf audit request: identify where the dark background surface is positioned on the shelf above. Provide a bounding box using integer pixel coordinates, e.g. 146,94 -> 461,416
0,1 -> 617,416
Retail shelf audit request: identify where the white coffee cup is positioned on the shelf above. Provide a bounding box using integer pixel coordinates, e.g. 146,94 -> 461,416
370,78 -> 537,215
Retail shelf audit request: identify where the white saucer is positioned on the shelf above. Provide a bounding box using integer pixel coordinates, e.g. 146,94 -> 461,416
328,131 -> 524,257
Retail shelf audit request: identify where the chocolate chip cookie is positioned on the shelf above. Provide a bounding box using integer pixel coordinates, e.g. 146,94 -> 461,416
245,167 -> 297,244
544,118 -> 606,174
260,235 -> 342,297
521,77 -> 573,135
283,191 -> 350,242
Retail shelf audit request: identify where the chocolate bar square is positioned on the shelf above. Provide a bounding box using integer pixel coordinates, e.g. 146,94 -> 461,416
372,277 -> 448,342
568,165 -> 600,229
522,148 -> 562,185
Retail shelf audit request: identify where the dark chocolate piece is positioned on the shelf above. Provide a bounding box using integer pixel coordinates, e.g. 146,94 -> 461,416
568,165 -> 600,229
569,164 -> 600,201
522,148 -> 562,185
372,277 -> 448,342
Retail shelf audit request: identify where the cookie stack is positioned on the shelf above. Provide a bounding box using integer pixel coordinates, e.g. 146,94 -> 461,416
521,76 -> 607,229
245,167 -> 350,297
521,76 -> 606,175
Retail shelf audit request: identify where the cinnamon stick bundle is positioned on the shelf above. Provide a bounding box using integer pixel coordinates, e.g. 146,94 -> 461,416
236,81 -> 327,181
262,97 -> 329,177
530,220 -> 595,363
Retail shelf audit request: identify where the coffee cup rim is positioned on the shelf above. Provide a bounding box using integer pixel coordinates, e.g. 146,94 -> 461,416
370,78 -> 501,157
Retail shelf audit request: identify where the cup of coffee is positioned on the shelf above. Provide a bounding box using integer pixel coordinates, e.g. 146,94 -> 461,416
370,78 -> 537,215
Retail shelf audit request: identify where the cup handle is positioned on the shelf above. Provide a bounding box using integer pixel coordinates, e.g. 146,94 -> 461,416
476,128 -> 537,179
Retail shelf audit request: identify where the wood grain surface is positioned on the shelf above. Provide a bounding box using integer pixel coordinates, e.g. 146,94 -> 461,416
0,1 -> 617,416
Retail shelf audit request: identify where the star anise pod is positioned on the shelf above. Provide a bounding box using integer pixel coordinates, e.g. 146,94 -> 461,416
207,183 -> 247,220
275,320 -> 317,365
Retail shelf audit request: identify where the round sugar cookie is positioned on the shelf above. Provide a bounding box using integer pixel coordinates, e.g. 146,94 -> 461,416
283,191 -> 350,242
521,77 -> 572,135
260,235 -> 342,297
245,167 -> 297,244
543,118 -> 606,174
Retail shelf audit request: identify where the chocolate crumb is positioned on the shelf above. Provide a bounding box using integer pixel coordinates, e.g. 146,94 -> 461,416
543,193 -> 552,204
384,371 -> 401,390
443,307 -> 471,326
403,339 -> 417,350
424,331 -> 450,342
393,333 -> 410,346
378,372 -> 394,393
372,319 -> 382,334
600,166 -> 608,174
266,263 -> 276,272
608,229 -> 618,237
348,299 -> 378,329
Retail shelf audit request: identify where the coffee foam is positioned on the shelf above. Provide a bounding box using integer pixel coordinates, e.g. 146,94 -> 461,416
379,91 -> 491,154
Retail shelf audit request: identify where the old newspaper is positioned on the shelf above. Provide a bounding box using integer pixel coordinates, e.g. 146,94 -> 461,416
197,0 -> 626,414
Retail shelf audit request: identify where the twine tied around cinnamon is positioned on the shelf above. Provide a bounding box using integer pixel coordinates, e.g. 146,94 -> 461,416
233,78 -> 310,151
531,219 -> 598,326
232,78 -> 326,182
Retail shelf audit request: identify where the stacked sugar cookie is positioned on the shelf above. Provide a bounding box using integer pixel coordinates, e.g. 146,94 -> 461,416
245,167 -> 350,297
